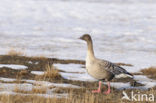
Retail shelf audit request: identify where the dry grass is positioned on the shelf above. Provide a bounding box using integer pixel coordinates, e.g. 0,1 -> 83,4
32,87 -> 47,94
7,49 -> 25,56
14,86 -> 47,94
2,87 -> 156,103
0,90 -> 120,103
31,55 -> 47,60
36,64 -> 62,80
0,94 -> 64,103
141,67 -> 156,79
1,80 -> 156,103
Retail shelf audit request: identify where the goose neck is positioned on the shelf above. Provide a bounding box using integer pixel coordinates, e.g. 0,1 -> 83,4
86,40 -> 95,60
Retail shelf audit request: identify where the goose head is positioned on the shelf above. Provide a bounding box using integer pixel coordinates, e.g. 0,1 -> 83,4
79,34 -> 92,42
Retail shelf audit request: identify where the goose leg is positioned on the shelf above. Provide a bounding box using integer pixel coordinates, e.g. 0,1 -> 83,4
92,81 -> 101,93
104,82 -> 111,94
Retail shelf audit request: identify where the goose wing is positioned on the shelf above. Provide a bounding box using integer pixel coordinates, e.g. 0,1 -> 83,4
97,59 -> 132,76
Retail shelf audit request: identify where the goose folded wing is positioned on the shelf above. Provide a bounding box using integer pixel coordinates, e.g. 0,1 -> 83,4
97,59 -> 131,75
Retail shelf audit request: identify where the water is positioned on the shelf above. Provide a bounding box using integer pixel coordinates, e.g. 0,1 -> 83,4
0,0 -> 156,72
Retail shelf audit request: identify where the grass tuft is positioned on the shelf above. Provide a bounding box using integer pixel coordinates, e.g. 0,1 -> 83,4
14,85 -> 47,94
141,67 -> 156,79
36,64 -> 62,80
7,49 -> 25,56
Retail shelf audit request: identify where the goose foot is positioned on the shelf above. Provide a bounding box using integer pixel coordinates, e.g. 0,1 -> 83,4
104,82 -> 111,95
92,89 -> 101,93
92,81 -> 101,93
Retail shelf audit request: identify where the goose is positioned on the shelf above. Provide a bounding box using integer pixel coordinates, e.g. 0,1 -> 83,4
79,34 -> 133,94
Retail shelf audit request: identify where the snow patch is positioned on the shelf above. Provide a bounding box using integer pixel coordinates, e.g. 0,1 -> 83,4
54,64 -> 86,73
134,75 -> 156,89
0,64 -> 28,70
31,71 -> 44,75
0,77 -> 16,82
60,72 -> 97,81
0,91 -> 67,98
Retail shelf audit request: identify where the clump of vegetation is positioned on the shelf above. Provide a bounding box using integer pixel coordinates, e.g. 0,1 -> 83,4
141,67 -> 156,79
7,48 -> 25,56
14,86 -> 47,94
2,86 -> 156,103
0,94 -> 64,103
32,87 -> 47,94
37,64 -> 62,80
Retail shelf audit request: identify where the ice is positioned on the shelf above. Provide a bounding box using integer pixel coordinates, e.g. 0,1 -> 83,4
0,77 -> 81,89
0,77 -> 80,98
0,77 -> 16,82
26,80 -> 80,88
0,0 -> 156,96
103,82 -> 131,90
0,64 -> 28,70
54,64 -> 86,73
54,63 -> 97,81
31,71 -> 44,75
0,0 -> 155,73
0,83 -> 33,91
134,75 -> 156,89
60,72 -> 97,81
0,91 -> 67,98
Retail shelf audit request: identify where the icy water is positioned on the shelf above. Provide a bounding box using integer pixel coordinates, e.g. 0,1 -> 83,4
0,0 -> 156,72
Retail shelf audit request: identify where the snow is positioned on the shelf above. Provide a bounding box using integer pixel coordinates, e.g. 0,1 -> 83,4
0,77 -> 16,82
25,80 -> 80,88
54,63 -> 97,81
0,77 -> 81,89
0,0 -> 156,96
28,61 -> 33,64
60,72 -> 97,81
0,64 -> 28,70
134,75 -> 156,89
54,64 -> 86,73
0,77 -> 80,98
103,82 -> 131,90
31,71 -> 44,75
0,0 -> 155,73
0,91 -> 68,98
0,83 -> 33,92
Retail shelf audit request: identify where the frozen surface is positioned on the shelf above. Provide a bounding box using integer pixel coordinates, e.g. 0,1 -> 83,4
134,75 -> 156,89
54,64 -> 86,73
55,63 -> 97,81
60,72 -> 97,81
0,77 -> 80,98
0,0 -> 155,73
0,91 -> 67,98
0,82 -> 33,91
31,71 -> 44,75
0,0 -> 156,96
0,64 -> 28,70
25,80 -> 80,88
0,77 -> 81,89
0,77 -> 16,82
103,82 -> 131,90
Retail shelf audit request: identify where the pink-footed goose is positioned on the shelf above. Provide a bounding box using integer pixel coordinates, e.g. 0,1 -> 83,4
79,34 -> 133,94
